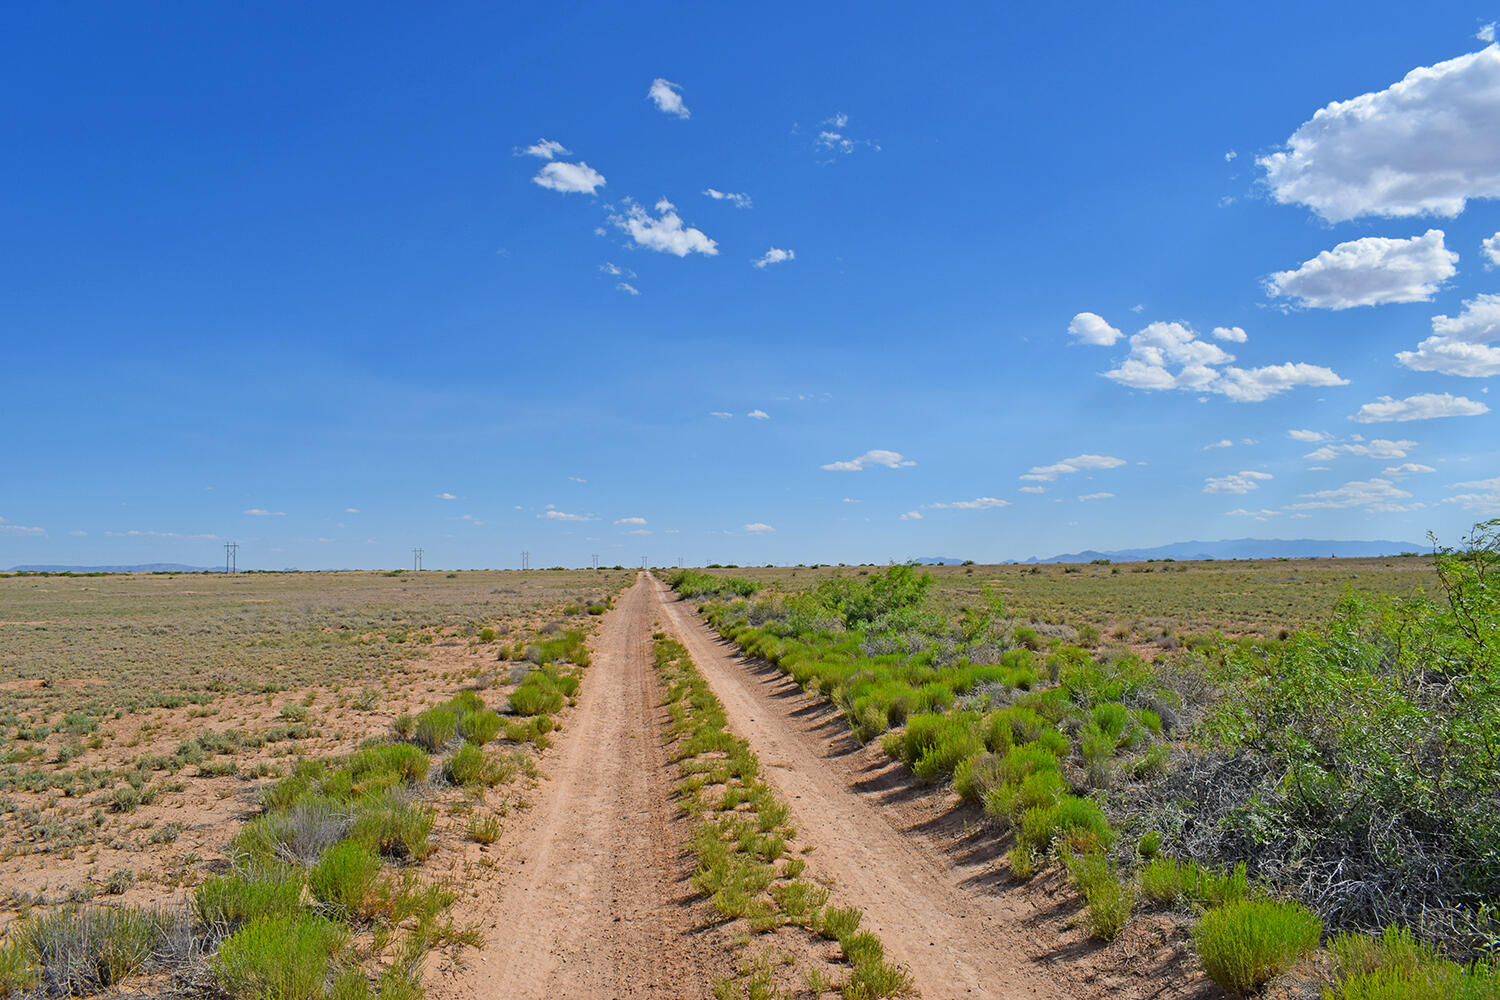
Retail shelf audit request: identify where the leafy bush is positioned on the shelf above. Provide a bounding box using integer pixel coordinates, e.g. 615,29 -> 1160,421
213,913 -> 348,1000
350,792 -> 433,861
309,840 -> 381,920
458,709 -> 502,745
443,744 -> 493,786
508,675 -> 566,716
1194,899 -> 1322,996
1330,925 -> 1500,999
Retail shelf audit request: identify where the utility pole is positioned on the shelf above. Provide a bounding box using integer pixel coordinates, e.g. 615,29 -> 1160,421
640,556 -> 647,570
591,553 -> 599,571
521,550 -> 530,572
224,542 -> 238,574
412,547 -> 423,572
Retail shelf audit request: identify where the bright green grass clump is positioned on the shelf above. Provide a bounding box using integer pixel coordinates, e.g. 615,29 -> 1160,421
309,840 -> 381,920
1330,925 -> 1500,1000
194,871 -> 305,930
212,912 -> 348,1000
1193,899 -> 1322,996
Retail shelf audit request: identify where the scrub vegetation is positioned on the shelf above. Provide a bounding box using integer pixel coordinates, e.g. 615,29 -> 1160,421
655,633 -> 914,1000
0,568 -> 622,998
668,521 -> 1500,998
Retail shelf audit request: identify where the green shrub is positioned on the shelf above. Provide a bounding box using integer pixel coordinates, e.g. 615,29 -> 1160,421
458,709 -> 502,745
478,627 -> 497,643
467,814 -> 501,844
213,913 -> 348,1000
508,676 -> 565,716
1329,925 -> 1500,999
1193,899 -> 1322,996
817,905 -> 862,941
309,840 -> 381,920
411,708 -> 457,751
194,872 -> 305,930
443,744 -> 492,786
350,792 -> 433,861
0,937 -> 34,997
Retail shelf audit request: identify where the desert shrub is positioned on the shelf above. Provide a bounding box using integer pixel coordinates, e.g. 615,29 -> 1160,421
0,938 -> 34,997
478,627 -> 497,643
234,799 -> 351,867
458,709 -> 502,745
1194,899 -> 1322,996
213,913 -> 347,1000
350,792 -> 433,861
467,814 -> 500,844
411,707 -> 457,751
1329,925 -> 1500,999
508,676 -> 565,716
194,871 -> 304,931
443,744 -> 492,786
12,905 -> 167,994
309,840 -> 381,920
817,905 -> 862,941
347,743 -> 429,785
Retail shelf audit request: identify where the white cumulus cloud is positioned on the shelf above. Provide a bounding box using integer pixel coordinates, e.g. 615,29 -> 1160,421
1204,439 -> 1234,449
540,510 -> 593,522
743,522 -> 774,534
1100,319 -> 1346,401
1385,463 -> 1436,476
532,160 -> 606,195
1068,312 -> 1123,346
753,247 -> 795,269
1018,485 -> 1047,494
1203,471 -> 1273,494
614,517 -> 647,526
1078,492 -> 1114,502
1212,326 -> 1249,343
1258,45 -> 1500,221
1396,293 -> 1500,377
1353,392 -> 1490,422
704,188 -> 752,208
1266,230 -> 1457,309
899,511 -> 923,520
1484,232 -> 1500,267
615,282 -> 640,296
0,516 -> 46,537
1020,454 -> 1125,482
1305,438 -> 1417,461
1288,429 -> 1332,442
1286,478 -> 1413,510
610,199 -> 717,257
647,78 -> 689,118
821,449 -> 916,472
747,409 -> 770,419
517,138 -> 570,160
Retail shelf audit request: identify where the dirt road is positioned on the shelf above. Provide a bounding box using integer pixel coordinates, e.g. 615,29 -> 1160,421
436,575 -> 713,1000
651,575 -> 1066,1000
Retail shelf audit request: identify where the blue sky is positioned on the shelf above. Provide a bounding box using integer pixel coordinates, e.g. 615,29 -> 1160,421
4,3 -> 1499,569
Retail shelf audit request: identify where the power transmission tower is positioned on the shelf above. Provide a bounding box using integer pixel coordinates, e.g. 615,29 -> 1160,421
521,550 -> 530,572
224,542 -> 239,574
591,553 -> 599,571
412,548 -> 423,572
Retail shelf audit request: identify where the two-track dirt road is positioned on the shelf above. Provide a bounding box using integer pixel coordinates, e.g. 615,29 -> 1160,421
438,574 -> 1072,999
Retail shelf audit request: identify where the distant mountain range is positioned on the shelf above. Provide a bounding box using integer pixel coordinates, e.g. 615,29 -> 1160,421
1023,538 -> 1428,564
5,564 -> 218,573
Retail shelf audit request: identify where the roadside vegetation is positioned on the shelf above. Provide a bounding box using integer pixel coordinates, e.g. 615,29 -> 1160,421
666,521 -> 1500,998
0,570 -> 618,998
654,633 -> 914,1000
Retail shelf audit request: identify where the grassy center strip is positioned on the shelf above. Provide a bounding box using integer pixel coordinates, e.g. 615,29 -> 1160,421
652,632 -> 915,1000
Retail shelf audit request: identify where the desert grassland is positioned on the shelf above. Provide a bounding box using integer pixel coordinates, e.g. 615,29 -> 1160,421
693,555 -> 1440,640
0,568 -> 631,997
670,532 -> 1498,999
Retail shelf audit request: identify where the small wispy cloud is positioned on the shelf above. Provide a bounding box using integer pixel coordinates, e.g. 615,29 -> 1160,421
709,411 -> 733,419
1020,454 -> 1124,482
0,516 -> 46,538
1078,492 -> 1115,502
616,282 -> 640,296
1203,471 -> 1273,495
899,511 -> 923,520
747,409 -> 770,420
435,493 -> 456,500
243,508 -> 286,516
344,507 -> 360,514
924,497 -> 1009,510
647,78 -> 690,118
752,247 -> 795,269
821,449 -> 915,472
516,138 -> 570,160
743,522 -> 774,534
1204,439 -> 1233,450
615,517 -> 647,526
540,510 -> 593,522
532,160 -> 606,194
600,262 -> 636,278
704,188 -> 752,208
